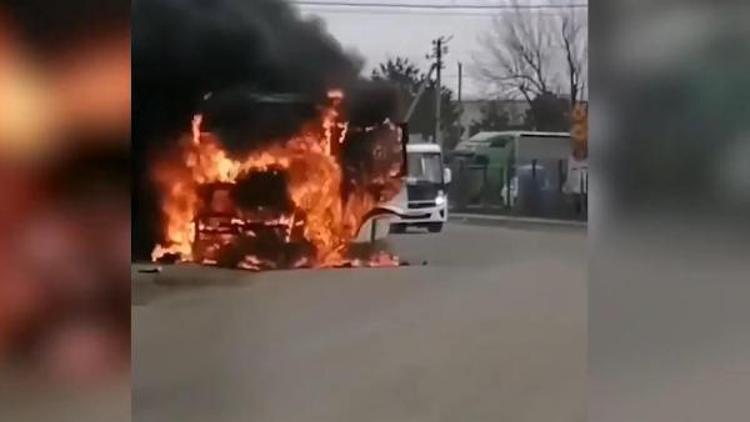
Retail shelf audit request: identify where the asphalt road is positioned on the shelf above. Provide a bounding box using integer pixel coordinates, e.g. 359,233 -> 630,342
132,222 -> 586,422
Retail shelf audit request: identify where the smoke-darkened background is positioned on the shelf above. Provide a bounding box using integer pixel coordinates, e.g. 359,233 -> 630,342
589,1 -> 750,421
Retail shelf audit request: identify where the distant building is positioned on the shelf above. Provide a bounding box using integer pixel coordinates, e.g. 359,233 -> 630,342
458,100 -> 485,134
457,99 -> 530,140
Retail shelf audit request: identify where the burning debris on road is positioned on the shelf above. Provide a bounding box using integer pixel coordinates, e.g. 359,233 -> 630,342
151,90 -> 406,271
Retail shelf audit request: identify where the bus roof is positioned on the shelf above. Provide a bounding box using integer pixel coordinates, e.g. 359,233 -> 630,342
406,143 -> 442,153
468,130 -> 570,142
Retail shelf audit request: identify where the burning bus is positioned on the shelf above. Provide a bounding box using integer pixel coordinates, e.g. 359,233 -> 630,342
150,88 -> 408,271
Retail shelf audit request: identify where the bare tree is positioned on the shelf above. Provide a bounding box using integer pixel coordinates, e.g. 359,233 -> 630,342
558,8 -> 587,106
473,3 -> 555,106
473,3 -> 588,107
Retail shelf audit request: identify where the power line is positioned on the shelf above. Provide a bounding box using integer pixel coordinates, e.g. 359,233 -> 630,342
296,2 -> 587,17
299,7 -> 575,17
293,1 -> 587,10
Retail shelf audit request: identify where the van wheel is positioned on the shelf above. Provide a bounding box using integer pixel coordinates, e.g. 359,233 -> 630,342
427,223 -> 443,233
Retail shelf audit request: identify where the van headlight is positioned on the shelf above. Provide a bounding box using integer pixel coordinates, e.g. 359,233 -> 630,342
435,193 -> 446,206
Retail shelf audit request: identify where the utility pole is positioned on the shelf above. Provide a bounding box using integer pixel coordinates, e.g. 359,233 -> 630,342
457,61 -> 463,140
434,37 -> 442,146
457,62 -> 462,102
430,35 -> 451,146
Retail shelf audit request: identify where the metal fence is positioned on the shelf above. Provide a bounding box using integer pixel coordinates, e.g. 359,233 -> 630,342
447,158 -> 588,220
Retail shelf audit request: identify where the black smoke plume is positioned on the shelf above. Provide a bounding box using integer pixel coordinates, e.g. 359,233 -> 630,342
132,0 -> 401,259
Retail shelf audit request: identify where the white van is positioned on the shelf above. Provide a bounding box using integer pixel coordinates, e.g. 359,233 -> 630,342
387,143 -> 451,233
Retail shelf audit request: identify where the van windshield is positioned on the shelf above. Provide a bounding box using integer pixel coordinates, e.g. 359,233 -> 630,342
407,152 -> 443,184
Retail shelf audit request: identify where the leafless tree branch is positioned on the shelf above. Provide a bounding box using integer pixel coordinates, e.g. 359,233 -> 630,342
472,2 -> 587,109
558,7 -> 587,106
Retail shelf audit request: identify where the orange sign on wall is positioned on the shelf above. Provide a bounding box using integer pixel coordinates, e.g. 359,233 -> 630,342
570,102 -> 588,159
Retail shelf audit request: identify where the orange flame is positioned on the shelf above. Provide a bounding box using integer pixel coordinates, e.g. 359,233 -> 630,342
151,90 -> 402,269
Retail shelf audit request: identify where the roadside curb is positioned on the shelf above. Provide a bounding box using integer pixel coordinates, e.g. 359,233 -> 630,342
449,213 -> 587,229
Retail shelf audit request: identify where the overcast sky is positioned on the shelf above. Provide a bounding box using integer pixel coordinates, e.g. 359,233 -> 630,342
296,1 -> 587,100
